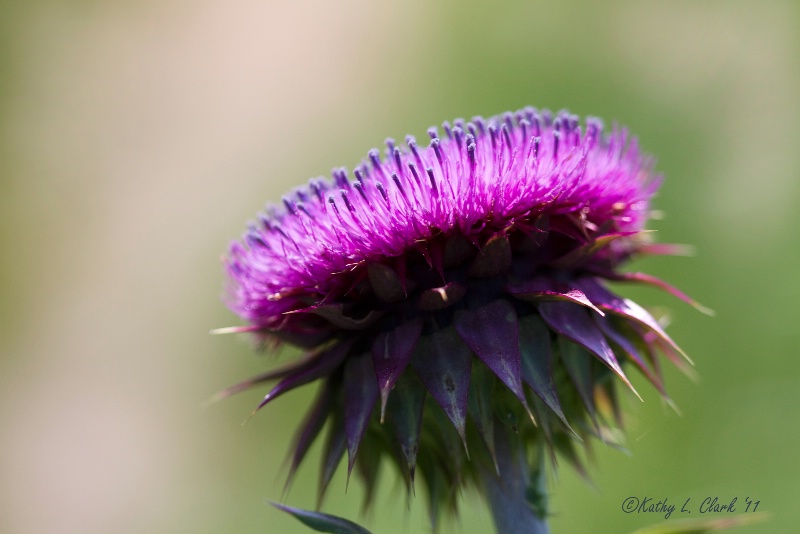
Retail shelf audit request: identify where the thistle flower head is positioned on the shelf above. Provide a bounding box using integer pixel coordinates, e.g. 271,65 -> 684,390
220,108 -> 696,528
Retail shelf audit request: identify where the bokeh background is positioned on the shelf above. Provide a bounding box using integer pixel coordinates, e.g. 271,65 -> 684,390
2,1 -> 798,533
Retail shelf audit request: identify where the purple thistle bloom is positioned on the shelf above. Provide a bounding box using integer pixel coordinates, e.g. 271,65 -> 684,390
219,108 -> 700,533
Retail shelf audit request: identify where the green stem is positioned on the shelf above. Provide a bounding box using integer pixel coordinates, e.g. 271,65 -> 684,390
481,426 -> 549,534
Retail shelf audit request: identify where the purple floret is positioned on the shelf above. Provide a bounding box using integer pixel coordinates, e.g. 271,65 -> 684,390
225,109 -> 659,328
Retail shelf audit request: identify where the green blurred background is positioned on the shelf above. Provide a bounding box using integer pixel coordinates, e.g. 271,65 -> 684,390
1,1 -> 798,533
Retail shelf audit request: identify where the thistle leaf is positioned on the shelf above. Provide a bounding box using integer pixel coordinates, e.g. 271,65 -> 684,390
255,341 -> 353,412
550,230 -> 640,268
455,300 -> 531,418
343,353 -> 379,478
629,513 -> 769,534
507,276 -> 604,316
371,317 -> 423,420
285,381 -> 333,494
539,301 -> 639,399
367,262 -> 405,303
210,349 -> 334,403
552,431 -> 590,482
415,448 -> 451,530
594,315 -> 665,394
270,502 -> 374,534
599,270 -> 714,316
517,315 -> 572,431
289,304 -> 383,330
385,372 -> 426,489
418,282 -> 467,311
467,361 -> 498,472
410,326 -> 472,442
558,337 -> 597,423
468,233 -> 512,277
319,407 -> 346,504
355,427 -> 383,511
578,277 -> 692,365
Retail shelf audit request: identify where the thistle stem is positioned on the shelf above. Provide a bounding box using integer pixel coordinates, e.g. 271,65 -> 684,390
481,426 -> 549,534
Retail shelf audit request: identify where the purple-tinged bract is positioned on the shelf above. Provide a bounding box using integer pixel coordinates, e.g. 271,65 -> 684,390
220,107 -> 696,529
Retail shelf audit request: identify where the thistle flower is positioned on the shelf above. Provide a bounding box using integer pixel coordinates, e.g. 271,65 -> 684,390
219,108 -> 700,533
